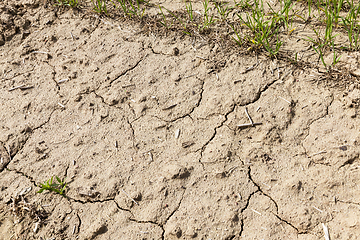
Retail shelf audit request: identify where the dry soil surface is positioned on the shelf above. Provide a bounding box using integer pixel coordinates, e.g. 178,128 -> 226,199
1,1 -> 360,239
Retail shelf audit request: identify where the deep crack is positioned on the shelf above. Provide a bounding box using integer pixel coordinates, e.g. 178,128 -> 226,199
160,189 -> 185,240
199,103 -> 236,163
247,166 -> 279,212
246,165 -> 308,234
273,213 -> 301,233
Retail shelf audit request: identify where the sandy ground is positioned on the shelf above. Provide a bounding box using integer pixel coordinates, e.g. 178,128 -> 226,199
1,0 -> 360,239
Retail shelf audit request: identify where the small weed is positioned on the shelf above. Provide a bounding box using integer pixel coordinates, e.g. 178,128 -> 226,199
306,0 -> 343,68
234,0 -> 252,10
159,5 -> 172,29
307,0 -> 312,18
341,0 -> 360,50
186,1 -> 194,21
215,0 -> 233,22
92,0 -> 108,14
307,31 -> 328,68
237,0 -> 282,56
332,41 -> 341,66
54,0 -> 79,7
202,0 -> 216,29
230,23 -> 243,46
124,0 -> 146,18
331,0 -> 344,26
322,0 -> 338,45
37,176 -> 67,197
268,0 -> 296,30
166,8 -> 187,29
263,33 -> 283,57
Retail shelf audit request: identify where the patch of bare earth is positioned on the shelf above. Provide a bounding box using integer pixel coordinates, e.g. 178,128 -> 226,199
1,0 -> 360,239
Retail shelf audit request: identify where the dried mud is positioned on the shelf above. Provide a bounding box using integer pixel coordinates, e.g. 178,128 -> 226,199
1,1 -> 360,240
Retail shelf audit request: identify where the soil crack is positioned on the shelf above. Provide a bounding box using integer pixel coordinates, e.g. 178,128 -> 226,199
109,53 -> 149,85
199,67 -> 291,165
199,103 -> 236,164
152,77 -> 205,123
247,166 -> 279,213
2,109 -> 56,172
300,93 -> 334,157
246,166 -> 310,234
273,213 -> 301,233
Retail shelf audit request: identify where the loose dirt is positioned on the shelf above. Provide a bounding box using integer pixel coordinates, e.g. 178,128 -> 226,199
1,0 -> 360,239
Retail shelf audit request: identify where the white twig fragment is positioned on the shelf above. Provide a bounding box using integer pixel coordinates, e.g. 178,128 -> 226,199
184,74 -> 196,78
58,79 -> 69,84
256,106 -> 261,112
58,102 -> 65,109
309,150 -> 327,157
0,157 -> 3,164
148,152 -> 153,162
227,166 -> 237,174
121,189 -> 139,205
238,193 -> 242,200
33,222 -> 39,233
122,84 -> 135,88
163,104 -> 177,110
279,96 -> 291,104
70,32 -> 75,41
175,129 -> 180,139
245,107 -> 254,125
313,206 -> 323,213
262,182 -> 271,189
280,69 -> 293,80
215,72 -> 219,80
32,51 -> 49,55
100,43 -> 105,50
251,209 -> 262,215
6,145 -> 11,157
23,207 -> 30,211
19,187 -> 32,196
241,62 -> 259,74
196,56 -> 206,60
72,225 -> 76,234
322,223 -> 330,240
9,84 -> 25,91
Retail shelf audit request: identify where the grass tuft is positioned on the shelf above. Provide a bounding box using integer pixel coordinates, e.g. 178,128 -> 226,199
37,176 -> 67,197
47,0 -> 360,72
92,0 -> 108,14
54,0 -> 79,8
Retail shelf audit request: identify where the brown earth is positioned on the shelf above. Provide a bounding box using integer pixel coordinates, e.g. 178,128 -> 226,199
1,0 -> 360,239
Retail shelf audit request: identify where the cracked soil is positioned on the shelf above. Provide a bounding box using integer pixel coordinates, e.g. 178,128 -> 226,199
1,0 -> 360,239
